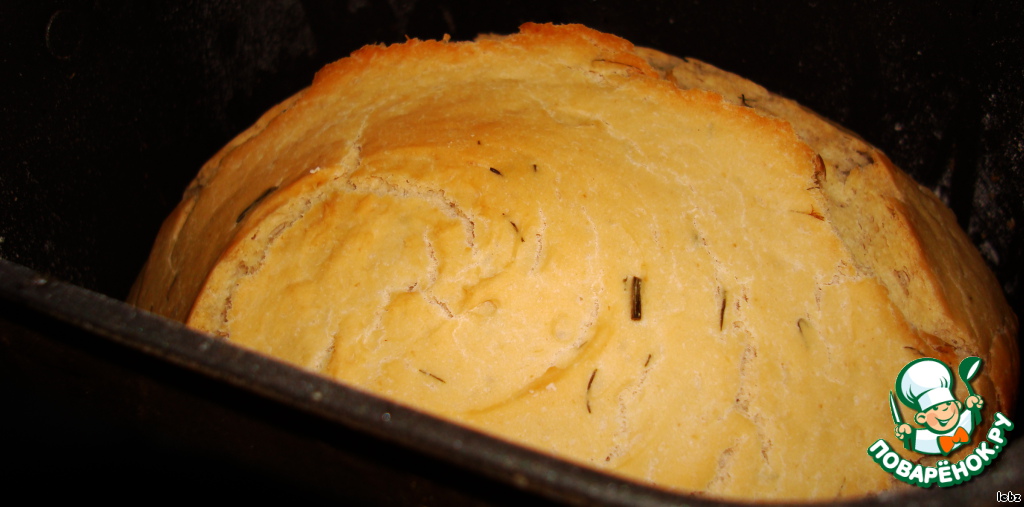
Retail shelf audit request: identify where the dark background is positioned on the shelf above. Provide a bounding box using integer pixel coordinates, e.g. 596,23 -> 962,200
1,0 -> 1021,504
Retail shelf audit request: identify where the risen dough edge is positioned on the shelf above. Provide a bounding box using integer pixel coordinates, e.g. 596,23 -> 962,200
130,23 -> 1018,501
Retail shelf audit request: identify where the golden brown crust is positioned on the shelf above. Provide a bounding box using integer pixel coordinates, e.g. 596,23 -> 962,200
130,23 -> 1017,501
129,90 -> 308,321
641,48 -> 1018,415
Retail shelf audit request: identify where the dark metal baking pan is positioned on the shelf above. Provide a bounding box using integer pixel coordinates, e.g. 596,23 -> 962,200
2,1 -> 1021,504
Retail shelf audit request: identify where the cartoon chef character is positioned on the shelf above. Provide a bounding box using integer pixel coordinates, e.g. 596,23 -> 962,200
893,358 -> 984,456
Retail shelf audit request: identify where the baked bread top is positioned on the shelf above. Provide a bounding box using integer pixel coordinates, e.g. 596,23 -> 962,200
130,23 -> 1018,500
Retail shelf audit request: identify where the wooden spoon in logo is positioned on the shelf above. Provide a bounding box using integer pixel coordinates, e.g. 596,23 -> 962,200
959,356 -> 983,425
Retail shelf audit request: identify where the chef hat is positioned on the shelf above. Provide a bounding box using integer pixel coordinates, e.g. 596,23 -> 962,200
896,358 -> 956,412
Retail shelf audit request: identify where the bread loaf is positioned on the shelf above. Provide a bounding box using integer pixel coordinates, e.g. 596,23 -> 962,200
130,23 -> 1018,500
